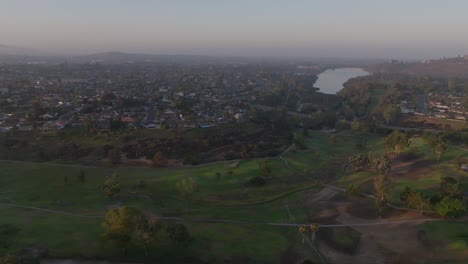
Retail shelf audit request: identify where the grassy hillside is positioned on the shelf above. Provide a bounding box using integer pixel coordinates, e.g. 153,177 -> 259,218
0,130 -> 467,263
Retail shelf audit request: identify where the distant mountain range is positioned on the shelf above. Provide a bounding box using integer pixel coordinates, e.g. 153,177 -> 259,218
7,44 -> 466,70
0,47 -> 257,64
68,51 -> 225,64
0,44 -> 41,56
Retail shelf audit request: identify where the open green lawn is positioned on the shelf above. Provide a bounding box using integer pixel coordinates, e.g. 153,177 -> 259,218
1,129 -> 467,262
0,158 -> 317,262
0,136 -> 327,262
422,221 -> 468,251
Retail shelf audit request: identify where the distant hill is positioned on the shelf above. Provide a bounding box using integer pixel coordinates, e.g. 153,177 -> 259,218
68,52 -> 224,64
0,44 -> 41,56
69,51 -> 157,63
0,44 -> 64,64
368,55 -> 468,77
68,52 -> 385,65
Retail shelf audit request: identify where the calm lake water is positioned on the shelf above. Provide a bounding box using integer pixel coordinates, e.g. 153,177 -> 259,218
314,68 -> 370,94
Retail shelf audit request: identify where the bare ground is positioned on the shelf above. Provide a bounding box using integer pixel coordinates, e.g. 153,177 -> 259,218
304,186 -> 456,264
391,157 -> 434,179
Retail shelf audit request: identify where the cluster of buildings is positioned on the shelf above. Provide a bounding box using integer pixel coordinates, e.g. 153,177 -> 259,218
400,92 -> 467,121
0,63 -> 280,133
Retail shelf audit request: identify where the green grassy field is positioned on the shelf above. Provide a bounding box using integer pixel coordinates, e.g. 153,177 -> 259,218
0,130 -> 467,262
0,133 -> 326,262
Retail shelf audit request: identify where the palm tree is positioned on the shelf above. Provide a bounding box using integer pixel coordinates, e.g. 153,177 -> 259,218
310,224 -> 319,241
299,225 -> 308,244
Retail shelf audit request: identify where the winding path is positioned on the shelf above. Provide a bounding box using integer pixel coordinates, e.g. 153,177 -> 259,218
0,198 -> 460,229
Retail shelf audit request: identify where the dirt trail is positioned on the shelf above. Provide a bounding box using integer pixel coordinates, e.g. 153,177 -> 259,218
319,236 -> 386,264
309,186 -> 437,264
310,188 -> 388,264
310,186 -> 341,203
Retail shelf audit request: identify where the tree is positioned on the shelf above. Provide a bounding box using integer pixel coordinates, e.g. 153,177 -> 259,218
175,177 -> 199,205
310,224 -> 319,241
435,197 -> 467,218
433,139 -> 448,162
373,174 -> 391,216
152,151 -> 168,167
425,135 -> 449,162
299,225 -> 308,244
384,130 -> 411,154
134,212 -> 162,255
108,148 -> 121,165
78,170 -> 86,183
292,132 -> 306,149
369,153 -> 392,175
101,206 -> 143,254
348,153 -> 391,174
102,173 -> 120,199
350,120 -> 370,135
240,144 -> 257,159
405,191 -> 431,214
345,184 -> 360,197
258,159 -> 272,176
400,186 -> 415,203
240,145 -> 251,159
83,118 -> 92,135
348,154 -> 369,171
166,223 -> 192,246
440,177 -> 461,198
381,104 -> 401,125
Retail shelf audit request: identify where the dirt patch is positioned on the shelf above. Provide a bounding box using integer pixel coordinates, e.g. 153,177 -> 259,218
317,225 -> 361,255
335,208 -> 444,263
307,207 -> 340,223
303,188 -> 342,222
391,157 -> 434,179
305,186 -> 449,264
319,237 -> 386,264
346,198 -> 402,219
328,193 -> 348,203
307,187 -> 340,204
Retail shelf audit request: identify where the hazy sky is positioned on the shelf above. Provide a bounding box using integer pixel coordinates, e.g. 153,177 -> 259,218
1,0 -> 468,59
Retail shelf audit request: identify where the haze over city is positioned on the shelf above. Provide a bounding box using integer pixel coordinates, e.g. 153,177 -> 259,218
1,0 -> 468,59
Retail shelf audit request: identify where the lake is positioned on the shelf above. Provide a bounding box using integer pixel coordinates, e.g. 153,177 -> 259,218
314,68 -> 370,94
